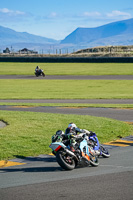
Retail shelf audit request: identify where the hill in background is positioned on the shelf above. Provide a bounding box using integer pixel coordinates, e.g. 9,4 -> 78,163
61,18 -> 133,49
0,26 -> 58,46
0,18 -> 133,53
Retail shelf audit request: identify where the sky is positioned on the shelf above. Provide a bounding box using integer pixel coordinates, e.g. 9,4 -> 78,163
0,0 -> 133,40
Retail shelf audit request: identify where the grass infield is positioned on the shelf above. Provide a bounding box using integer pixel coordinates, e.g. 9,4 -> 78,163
0,110 -> 132,160
0,62 -> 132,160
0,79 -> 133,99
0,62 -> 133,75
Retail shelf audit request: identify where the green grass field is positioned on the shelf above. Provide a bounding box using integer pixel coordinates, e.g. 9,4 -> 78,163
0,79 -> 133,99
0,62 -> 133,160
0,62 -> 133,75
0,110 -> 132,160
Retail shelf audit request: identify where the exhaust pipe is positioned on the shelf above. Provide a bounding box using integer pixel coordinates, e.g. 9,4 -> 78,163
65,149 -> 78,161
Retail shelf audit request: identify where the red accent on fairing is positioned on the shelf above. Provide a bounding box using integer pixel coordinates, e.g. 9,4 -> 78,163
55,145 -> 62,152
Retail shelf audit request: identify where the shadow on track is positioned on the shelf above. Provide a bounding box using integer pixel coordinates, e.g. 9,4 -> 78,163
14,155 -> 57,163
0,166 -> 62,173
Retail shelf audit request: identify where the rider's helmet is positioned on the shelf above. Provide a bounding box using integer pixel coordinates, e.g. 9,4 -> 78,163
68,123 -> 77,131
56,130 -> 64,136
65,123 -> 77,135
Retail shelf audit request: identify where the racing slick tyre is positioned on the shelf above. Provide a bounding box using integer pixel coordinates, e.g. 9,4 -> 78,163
89,155 -> 99,167
100,145 -> 110,158
56,150 -> 75,170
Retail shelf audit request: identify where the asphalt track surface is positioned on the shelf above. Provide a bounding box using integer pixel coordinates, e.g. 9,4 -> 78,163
0,146 -> 133,200
0,105 -> 133,122
0,74 -> 133,80
0,98 -> 133,104
0,74 -> 133,199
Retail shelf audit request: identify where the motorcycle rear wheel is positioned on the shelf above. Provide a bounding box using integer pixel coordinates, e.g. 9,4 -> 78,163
35,73 -> 38,77
56,150 -> 75,170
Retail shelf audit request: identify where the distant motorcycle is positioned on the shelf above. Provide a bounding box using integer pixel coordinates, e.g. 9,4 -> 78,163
35,69 -> 45,77
89,132 -> 110,158
49,136 -> 99,170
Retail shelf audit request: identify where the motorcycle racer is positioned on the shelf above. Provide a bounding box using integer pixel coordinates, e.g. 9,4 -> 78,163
64,123 -> 88,151
35,66 -> 45,77
64,123 -> 101,155
51,123 -> 101,155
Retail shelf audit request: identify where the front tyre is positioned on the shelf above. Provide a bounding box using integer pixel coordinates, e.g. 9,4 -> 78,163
42,72 -> 45,77
100,145 -> 110,158
89,155 -> 99,167
56,150 -> 75,170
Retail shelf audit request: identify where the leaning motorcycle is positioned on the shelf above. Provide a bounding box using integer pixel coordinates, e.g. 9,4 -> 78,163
89,132 -> 110,158
35,69 -> 45,77
49,137 -> 99,170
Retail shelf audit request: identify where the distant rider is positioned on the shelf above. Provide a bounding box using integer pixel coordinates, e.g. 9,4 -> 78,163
35,66 -> 45,77
35,66 -> 40,72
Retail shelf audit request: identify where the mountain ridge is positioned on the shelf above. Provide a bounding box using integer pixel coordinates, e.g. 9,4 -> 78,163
61,18 -> 133,46
0,25 -> 59,46
0,18 -> 133,53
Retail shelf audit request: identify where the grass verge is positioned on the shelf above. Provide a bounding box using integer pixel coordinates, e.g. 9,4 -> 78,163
0,110 -> 133,160
0,62 -> 133,75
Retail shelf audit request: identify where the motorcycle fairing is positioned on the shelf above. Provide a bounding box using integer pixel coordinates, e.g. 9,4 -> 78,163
79,139 -> 90,161
89,136 -> 99,151
49,142 -> 66,151
81,151 -> 90,161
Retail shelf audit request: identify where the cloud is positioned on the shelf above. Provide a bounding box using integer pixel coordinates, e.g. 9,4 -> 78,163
106,10 -> 131,18
0,7 -> 32,25
83,11 -> 101,17
35,12 -> 59,22
48,12 -> 58,18
0,8 -> 25,16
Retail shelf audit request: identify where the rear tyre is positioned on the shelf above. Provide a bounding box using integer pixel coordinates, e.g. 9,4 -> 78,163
35,73 -> 38,77
56,150 -> 75,170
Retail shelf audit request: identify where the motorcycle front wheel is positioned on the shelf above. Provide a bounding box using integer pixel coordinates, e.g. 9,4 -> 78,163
89,155 -> 99,167
56,150 -> 75,170
100,145 -> 110,158
42,72 -> 45,77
